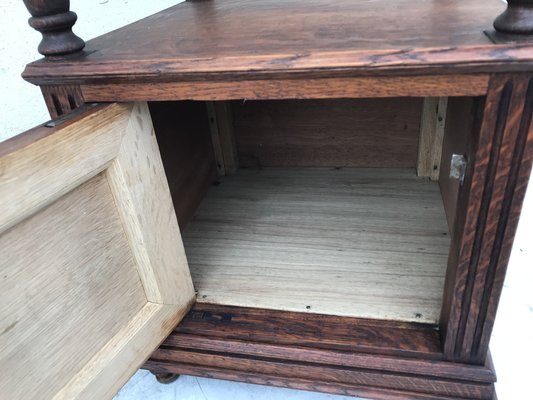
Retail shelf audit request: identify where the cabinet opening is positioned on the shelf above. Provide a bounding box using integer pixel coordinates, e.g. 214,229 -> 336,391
149,97 -> 479,325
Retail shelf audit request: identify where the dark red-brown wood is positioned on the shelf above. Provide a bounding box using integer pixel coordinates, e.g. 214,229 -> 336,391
494,0 -> 533,35
21,0 -> 533,87
144,304 -> 496,400
40,84 -> 84,118
232,98 -> 422,169
441,74 -> 533,364
78,74 -> 490,103
148,360 -> 495,400
148,102 -> 216,230
172,304 -> 443,359
19,1 -> 533,398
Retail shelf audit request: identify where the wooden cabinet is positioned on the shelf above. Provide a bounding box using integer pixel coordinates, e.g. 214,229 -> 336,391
3,0 -> 533,399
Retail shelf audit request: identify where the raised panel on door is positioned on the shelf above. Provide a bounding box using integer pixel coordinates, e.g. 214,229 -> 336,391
0,103 -> 195,400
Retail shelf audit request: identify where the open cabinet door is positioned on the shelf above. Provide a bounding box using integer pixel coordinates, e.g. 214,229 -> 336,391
0,103 -> 196,400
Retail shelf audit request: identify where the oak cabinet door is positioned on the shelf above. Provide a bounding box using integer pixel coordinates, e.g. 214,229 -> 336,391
0,103 -> 195,400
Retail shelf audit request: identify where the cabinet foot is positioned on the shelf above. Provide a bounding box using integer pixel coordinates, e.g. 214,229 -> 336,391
153,372 -> 180,384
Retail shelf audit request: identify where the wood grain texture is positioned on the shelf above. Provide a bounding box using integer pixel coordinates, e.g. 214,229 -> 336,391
493,0 -> 533,35
207,101 -> 240,176
438,97 -> 480,230
418,97 -> 448,180
150,350 -> 493,399
0,102 -> 195,399
184,168 -> 450,323
22,0 -> 85,56
0,174 -> 146,400
148,101 -> 216,230
171,304 -> 444,359
145,360 -> 496,400
441,74 -> 533,364
106,102 -> 195,305
22,0 -> 533,86
80,75 -> 489,102
0,103 -> 129,235
160,334 -> 495,383
144,305 -> 496,400
41,84 -> 84,118
233,98 -> 421,168
206,101 -> 226,176
53,302 -> 190,400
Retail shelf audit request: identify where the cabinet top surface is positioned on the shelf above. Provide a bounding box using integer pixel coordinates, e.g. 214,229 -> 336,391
23,0 -> 533,85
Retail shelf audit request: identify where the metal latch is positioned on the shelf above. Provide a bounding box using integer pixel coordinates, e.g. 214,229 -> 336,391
450,154 -> 467,184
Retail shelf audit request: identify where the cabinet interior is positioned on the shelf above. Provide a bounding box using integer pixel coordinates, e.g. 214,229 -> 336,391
149,97 -> 478,325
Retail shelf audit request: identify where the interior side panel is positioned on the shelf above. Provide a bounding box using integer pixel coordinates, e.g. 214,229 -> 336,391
149,101 -> 216,229
439,97 -> 481,230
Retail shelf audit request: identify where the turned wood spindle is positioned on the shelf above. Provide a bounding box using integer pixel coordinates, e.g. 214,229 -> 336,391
494,0 -> 533,35
23,0 -> 85,56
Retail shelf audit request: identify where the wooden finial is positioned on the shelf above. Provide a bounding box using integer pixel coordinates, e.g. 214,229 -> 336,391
494,0 -> 533,35
23,0 -> 85,57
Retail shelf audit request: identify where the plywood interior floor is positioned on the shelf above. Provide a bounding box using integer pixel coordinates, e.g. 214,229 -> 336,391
183,168 -> 450,324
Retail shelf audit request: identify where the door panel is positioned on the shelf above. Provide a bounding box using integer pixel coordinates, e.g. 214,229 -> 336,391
0,103 -> 195,400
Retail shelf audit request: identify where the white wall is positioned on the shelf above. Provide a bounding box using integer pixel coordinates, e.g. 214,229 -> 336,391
0,0 -> 179,141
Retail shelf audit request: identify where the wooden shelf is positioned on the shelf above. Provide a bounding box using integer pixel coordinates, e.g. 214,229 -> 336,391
22,0 -> 533,87
183,168 -> 450,324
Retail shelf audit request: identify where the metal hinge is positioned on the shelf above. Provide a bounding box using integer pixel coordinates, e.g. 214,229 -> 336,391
43,103 -> 99,128
450,154 -> 468,184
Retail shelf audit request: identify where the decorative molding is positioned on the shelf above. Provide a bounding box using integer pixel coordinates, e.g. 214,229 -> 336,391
40,85 -> 84,118
494,0 -> 533,35
442,74 -> 533,364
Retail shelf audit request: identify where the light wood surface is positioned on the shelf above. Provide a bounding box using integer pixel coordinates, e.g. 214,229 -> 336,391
184,168 -> 450,324
206,101 -> 227,177
0,103 -> 129,234
418,97 -> 448,180
0,103 -> 194,400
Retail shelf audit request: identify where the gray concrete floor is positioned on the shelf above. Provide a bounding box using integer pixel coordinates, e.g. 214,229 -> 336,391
1,1 -> 531,399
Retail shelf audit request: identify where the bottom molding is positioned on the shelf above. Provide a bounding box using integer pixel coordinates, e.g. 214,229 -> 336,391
144,304 -> 496,400
144,360 -> 495,400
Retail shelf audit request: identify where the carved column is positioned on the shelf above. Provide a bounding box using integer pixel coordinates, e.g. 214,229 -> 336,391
494,0 -> 533,35
22,0 -> 85,56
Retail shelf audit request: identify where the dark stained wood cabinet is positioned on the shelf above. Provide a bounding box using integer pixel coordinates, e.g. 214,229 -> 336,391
7,0 -> 533,399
